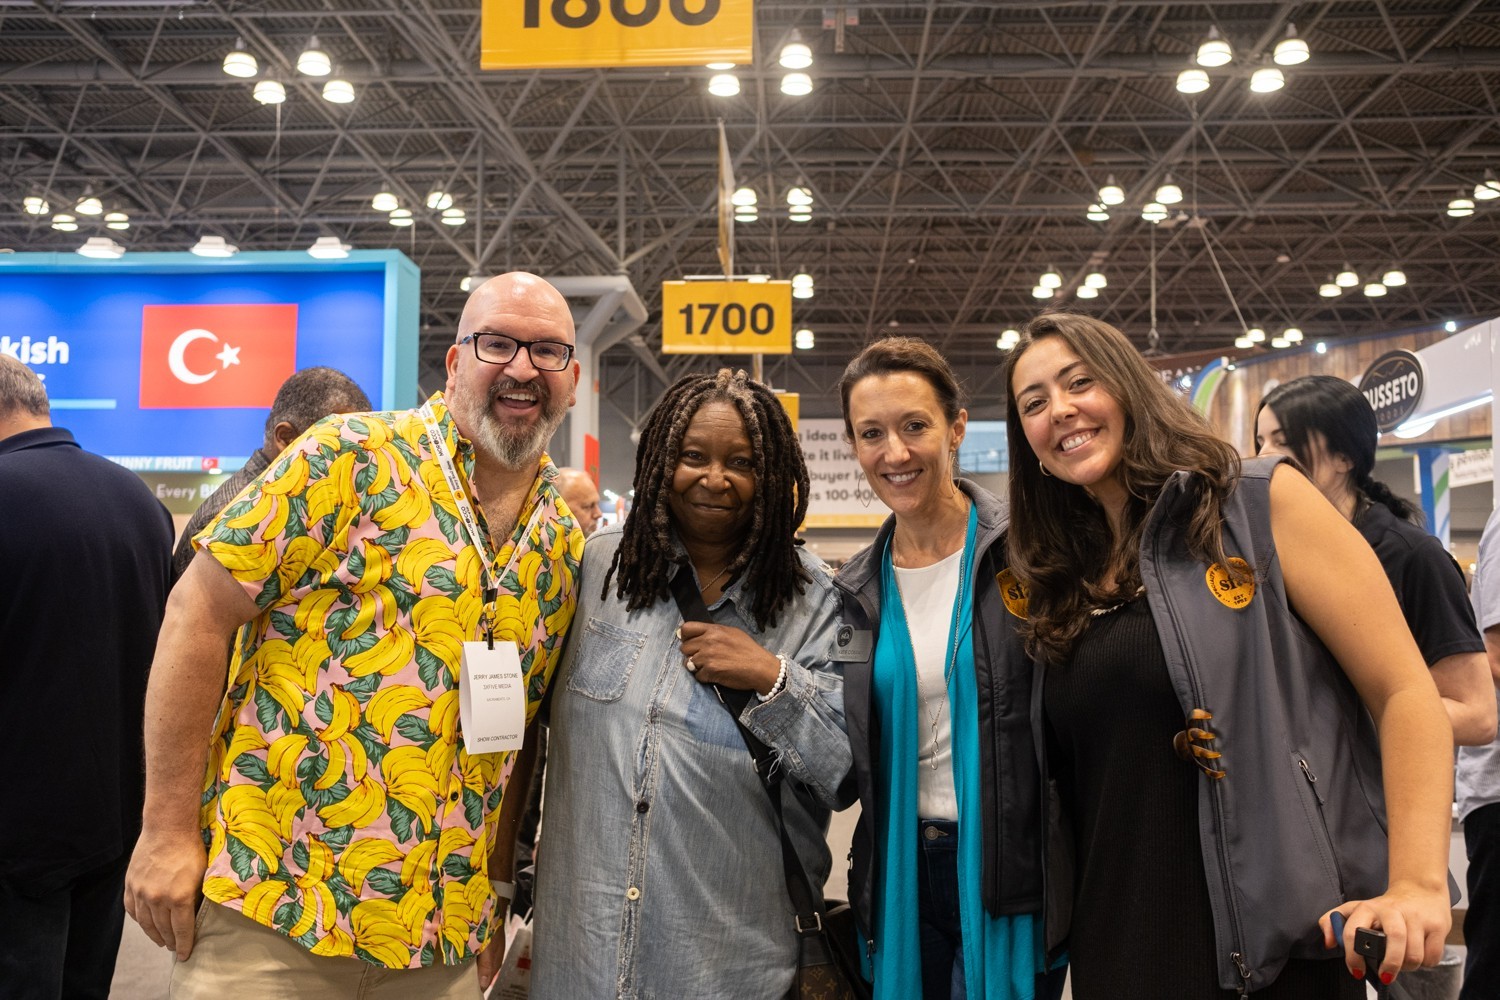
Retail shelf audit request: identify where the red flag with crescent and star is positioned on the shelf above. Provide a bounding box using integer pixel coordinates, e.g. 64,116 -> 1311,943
138,304 -> 298,409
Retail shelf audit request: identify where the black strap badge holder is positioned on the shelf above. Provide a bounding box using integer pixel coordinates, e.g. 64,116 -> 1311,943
667,568 -> 829,942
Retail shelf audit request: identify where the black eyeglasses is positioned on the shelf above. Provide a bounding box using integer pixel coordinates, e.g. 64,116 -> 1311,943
459,333 -> 575,372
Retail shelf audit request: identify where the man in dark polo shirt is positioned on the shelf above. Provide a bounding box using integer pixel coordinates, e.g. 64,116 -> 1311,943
170,366 -> 369,579
0,356 -> 175,998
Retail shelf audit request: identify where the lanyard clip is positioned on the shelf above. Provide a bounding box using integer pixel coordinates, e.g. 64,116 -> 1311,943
483,585 -> 497,650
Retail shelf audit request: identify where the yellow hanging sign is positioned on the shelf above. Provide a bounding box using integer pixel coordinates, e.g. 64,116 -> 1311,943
661,280 -> 793,355
482,0 -> 754,70
774,390 -> 799,430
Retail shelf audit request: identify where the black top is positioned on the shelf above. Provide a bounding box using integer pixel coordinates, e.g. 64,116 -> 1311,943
0,426 -> 174,890
1355,501 -> 1484,666
171,445 -> 274,579
1044,597 -> 1364,999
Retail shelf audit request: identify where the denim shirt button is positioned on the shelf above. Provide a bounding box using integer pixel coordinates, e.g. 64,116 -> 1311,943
636,800 -> 649,813
626,886 -> 642,900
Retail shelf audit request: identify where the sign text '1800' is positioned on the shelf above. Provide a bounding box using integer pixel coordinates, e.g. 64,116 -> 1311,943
524,0 -> 719,29
677,300 -> 776,338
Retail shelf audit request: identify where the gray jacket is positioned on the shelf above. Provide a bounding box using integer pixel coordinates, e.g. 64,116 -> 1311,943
835,480 -> 1045,946
1041,456 -> 1391,993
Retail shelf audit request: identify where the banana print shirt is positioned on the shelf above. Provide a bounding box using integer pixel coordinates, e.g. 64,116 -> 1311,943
193,392 -> 582,969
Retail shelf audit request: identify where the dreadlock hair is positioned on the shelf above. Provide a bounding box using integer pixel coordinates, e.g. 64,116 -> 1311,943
601,368 -> 811,630
1256,374 -> 1422,525
1004,312 -> 1242,665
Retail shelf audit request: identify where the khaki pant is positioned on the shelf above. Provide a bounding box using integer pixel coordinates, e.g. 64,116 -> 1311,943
169,901 -> 482,1000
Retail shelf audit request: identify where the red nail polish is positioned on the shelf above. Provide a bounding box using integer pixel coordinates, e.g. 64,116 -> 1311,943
1381,972 -> 1395,985
1351,967 -> 1365,980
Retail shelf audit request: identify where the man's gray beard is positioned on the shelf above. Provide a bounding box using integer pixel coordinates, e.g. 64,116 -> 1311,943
454,378 -> 568,470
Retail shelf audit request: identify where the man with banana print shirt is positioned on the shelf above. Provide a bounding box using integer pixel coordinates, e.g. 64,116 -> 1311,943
125,272 -> 585,998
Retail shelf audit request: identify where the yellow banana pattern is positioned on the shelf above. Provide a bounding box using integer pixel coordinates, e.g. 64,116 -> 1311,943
192,395 -> 581,969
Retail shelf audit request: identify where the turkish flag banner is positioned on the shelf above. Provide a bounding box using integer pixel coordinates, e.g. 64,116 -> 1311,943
139,304 -> 298,409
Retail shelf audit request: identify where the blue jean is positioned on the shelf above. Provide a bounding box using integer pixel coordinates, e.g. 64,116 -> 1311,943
918,819 -> 965,1000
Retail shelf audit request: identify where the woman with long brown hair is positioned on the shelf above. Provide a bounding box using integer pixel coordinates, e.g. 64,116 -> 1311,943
1004,313 -> 1453,997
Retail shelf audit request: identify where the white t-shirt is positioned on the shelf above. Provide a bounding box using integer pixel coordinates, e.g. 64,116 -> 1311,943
893,548 -> 963,821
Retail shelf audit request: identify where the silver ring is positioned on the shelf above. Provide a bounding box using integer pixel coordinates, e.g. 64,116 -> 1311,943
685,657 -> 697,673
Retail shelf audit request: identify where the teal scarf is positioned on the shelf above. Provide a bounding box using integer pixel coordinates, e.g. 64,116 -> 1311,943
868,502 -> 1042,999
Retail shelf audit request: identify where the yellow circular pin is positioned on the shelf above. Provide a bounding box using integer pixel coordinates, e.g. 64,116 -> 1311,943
996,568 -> 1030,620
1205,557 -> 1255,609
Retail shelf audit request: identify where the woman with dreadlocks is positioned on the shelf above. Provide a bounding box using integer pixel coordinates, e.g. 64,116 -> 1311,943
834,337 -> 1062,1000
529,369 -> 853,1000
1005,313 -> 1452,997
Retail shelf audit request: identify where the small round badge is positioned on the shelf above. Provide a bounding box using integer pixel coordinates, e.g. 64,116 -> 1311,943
1205,557 -> 1255,609
996,568 -> 1030,620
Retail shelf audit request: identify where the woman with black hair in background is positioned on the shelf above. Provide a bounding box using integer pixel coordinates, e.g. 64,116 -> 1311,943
1256,375 -> 1496,746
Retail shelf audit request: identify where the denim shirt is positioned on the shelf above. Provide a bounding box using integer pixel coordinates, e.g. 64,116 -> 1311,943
531,525 -> 854,1000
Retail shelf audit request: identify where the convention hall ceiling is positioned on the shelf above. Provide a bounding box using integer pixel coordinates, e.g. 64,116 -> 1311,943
4,1 -> 1500,417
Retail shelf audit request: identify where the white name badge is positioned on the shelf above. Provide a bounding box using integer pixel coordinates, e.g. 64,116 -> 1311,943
459,640 -> 526,754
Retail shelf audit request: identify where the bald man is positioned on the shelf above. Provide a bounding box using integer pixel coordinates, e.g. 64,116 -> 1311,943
554,467 -> 602,537
125,273 -> 585,995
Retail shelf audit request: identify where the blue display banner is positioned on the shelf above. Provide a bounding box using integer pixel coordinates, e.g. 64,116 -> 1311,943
0,251 -> 419,471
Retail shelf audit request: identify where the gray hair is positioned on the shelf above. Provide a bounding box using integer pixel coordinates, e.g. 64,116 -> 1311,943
264,367 -> 371,447
0,356 -> 49,418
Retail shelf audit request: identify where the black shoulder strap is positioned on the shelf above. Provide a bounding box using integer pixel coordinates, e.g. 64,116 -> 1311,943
667,565 -> 827,934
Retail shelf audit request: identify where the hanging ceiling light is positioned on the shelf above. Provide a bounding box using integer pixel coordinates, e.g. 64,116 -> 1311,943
1335,264 -> 1359,287
794,328 -> 815,350
76,236 -> 125,259
441,208 -> 466,226
1155,175 -> 1183,204
1271,336 -> 1290,348
371,191 -> 399,212
388,208 -> 414,227
74,189 -> 103,215
1142,202 -> 1169,223
1234,336 -> 1253,349
1283,327 -> 1304,342
780,72 -> 813,97
297,36 -> 331,77
791,272 -> 814,299
1364,282 -> 1388,297
23,194 -> 49,215
734,208 -> 758,223
1475,171 -> 1500,201
426,190 -> 453,211
222,38 -> 257,78
1246,327 -> 1266,342
1176,68 -> 1211,94
1448,196 -> 1476,218
50,213 -> 77,232
1381,267 -> 1407,287
307,235 -> 350,259
1084,272 -> 1107,289
1031,285 -> 1054,299
708,74 -> 740,97
1195,26 -> 1233,68
1098,175 -> 1125,205
1076,285 -> 1099,299
1086,203 -> 1110,222
705,61 -> 735,71
1250,67 -> 1285,93
191,235 -> 239,257
998,328 -> 1021,350
322,78 -> 355,104
780,38 -> 813,70
253,78 -> 286,105
1039,268 -> 1062,289
731,187 -> 758,207
1274,24 -> 1310,66
1319,279 -> 1341,297
104,211 -> 130,230
788,211 -> 812,223
786,186 -> 814,207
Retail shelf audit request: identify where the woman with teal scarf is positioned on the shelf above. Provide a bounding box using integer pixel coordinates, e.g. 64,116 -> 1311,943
833,338 -> 1064,1000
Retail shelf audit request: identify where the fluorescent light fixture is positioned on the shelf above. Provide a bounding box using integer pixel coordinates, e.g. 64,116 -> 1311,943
1032,285 -> 1053,299
1283,327 -> 1303,342
461,275 -> 486,292
788,211 -> 812,222
734,211 -> 758,223
371,191 -> 398,212
1381,268 -> 1407,287
1364,282 -> 1387,297
1391,394 -> 1492,439
22,195 -> 48,215
223,39 -> 257,78
1250,67 -> 1285,93
746,275 -> 769,283
322,78 -> 355,104
1315,342 -> 1327,354
708,74 -> 740,97
1196,27 -> 1232,68
75,193 -> 103,215
731,187 -> 757,207
307,235 -> 350,259
1076,285 -> 1099,299
388,209 -> 413,227
441,208 -> 466,226
76,236 -> 125,259
780,41 -> 813,70
50,213 -> 77,232
1319,282 -> 1341,297
1086,204 -> 1110,222
1085,272 -> 1107,289
1234,336 -> 1252,349
1445,320 -> 1459,333
705,61 -> 735,71
1142,202 -> 1168,223
1271,336 -> 1290,348
426,190 -> 453,211
297,37 -> 331,77
1246,327 -> 1266,342
786,186 -> 814,207
1274,25 -> 1310,66
191,235 -> 238,257
999,328 -> 1021,349
1098,175 -> 1125,205
1448,197 -> 1475,218
1155,176 -> 1183,204
794,328 -> 815,350
792,285 -> 814,299
1039,269 -> 1062,289
1176,68 -> 1211,94
780,72 -> 813,97
791,272 -> 814,288
1478,173 -> 1500,200
253,78 -> 286,105
1335,266 -> 1359,287
104,211 -> 130,230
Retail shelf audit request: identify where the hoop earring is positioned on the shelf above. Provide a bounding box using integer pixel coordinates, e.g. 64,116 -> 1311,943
855,466 -> 873,508
1040,460 -> 1053,478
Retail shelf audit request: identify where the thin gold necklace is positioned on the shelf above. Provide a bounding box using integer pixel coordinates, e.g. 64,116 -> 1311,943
699,562 -> 733,594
